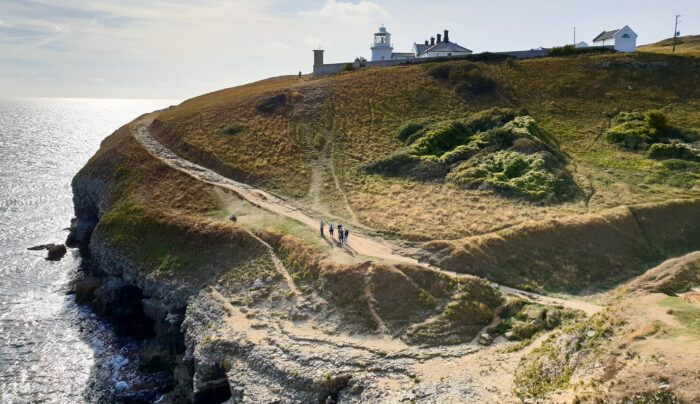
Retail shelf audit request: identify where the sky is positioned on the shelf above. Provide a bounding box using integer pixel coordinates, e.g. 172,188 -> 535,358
1,0 -> 697,99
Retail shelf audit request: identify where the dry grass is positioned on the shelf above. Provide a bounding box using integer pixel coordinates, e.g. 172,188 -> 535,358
425,199 -> 700,293
637,35 -> 700,57
75,122 -> 273,285
148,52 -> 698,241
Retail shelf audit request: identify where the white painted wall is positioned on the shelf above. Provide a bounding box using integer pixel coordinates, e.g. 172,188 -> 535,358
371,47 -> 393,61
423,50 -> 472,58
371,28 -> 393,61
613,26 -> 637,53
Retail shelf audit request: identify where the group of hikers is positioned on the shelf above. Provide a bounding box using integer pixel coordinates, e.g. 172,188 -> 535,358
319,219 -> 349,245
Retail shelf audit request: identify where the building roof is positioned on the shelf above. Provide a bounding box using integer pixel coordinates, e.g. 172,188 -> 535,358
420,41 -> 472,55
593,29 -> 620,42
413,43 -> 431,54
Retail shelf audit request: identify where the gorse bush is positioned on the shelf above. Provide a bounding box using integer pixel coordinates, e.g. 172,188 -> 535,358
604,120 -> 655,149
364,150 -> 448,180
397,122 -> 425,142
645,110 -> 668,130
605,110 -> 698,151
367,108 -> 577,201
439,143 -> 480,165
342,63 -> 356,72
412,122 -> 471,157
648,142 -> 698,161
447,151 -> 574,201
548,45 -> 577,56
426,62 -> 497,95
613,111 -> 645,124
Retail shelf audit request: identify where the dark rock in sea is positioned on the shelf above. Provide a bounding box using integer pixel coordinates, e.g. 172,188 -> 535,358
27,243 -> 68,261
65,232 -> 78,248
47,244 -> 67,261
27,243 -> 56,251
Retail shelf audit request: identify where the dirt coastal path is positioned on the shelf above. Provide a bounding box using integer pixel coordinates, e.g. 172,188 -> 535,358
132,113 -> 602,316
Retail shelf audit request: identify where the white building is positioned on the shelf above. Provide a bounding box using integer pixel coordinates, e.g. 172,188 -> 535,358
371,27 -> 472,61
371,26 -> 393,61
592,25 -> 637,53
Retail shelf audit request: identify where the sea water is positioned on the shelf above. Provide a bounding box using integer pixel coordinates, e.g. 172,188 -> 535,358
0,98 -> 178,403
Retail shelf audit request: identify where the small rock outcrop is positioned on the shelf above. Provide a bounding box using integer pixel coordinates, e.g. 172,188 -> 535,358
27,243 -> 67,261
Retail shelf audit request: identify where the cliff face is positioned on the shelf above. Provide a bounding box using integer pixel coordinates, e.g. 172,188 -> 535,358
67,124 -> 247,403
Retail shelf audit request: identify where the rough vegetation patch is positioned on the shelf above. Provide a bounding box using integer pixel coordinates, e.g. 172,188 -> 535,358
367,108 -> 577,201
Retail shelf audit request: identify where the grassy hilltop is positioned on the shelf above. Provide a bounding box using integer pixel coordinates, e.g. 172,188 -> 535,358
151,51 -> 699,241
638,35 -> 700,56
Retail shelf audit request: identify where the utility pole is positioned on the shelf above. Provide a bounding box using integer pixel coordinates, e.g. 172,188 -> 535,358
673,15 -> 680,52
573,26 -> 576,45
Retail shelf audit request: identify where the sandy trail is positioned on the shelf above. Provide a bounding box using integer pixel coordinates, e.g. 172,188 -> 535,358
132,113 -> 602,316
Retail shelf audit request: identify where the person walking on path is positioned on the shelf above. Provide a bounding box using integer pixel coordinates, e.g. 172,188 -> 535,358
320,219 -> 325,236
337,224 -> 343,243
329,224 -> 334,239
344,229 -> 349,245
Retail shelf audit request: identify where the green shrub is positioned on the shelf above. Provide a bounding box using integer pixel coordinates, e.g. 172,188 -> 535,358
365,151 -> 448,180
645,110 -> 668,131
482,127 -> 517,148
606,110 -> 699,151
447,151 -> 574,201
549,45 -> 617,57
508,322 -> 539,340
614,111 -> 645,124
648,142 -> 697,161
342,63 -> 356,72
465,107 -> 518,133
604,120 -> 655,149
411,122 -> 471,157
549,45 -> 577,56
397,122 -> 425,142
439,143 -> 480,165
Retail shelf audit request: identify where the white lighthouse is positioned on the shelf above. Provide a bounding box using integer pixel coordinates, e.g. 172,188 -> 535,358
371,26 -> 393,61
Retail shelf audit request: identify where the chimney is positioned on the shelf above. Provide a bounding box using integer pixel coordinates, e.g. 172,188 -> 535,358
436,33 -> 442,43
313,49 -> 324,67
424,40 -> 429,45
444,29 -> 449,43
430,36 -> 435,45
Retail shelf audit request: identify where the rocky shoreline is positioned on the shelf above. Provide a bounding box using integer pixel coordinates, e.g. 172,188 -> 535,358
68,174 -> 231,403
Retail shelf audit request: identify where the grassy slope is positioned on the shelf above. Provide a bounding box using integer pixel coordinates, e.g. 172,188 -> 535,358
77,114 -> 500,338
152,52 -> 699,242
637,35 -> 700,56
75,123 -> 275,287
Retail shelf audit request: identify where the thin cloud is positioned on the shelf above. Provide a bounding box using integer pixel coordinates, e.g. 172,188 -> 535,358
303,35 -> 330,49
263,41 -> 292,51
298,0 -> 389,24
